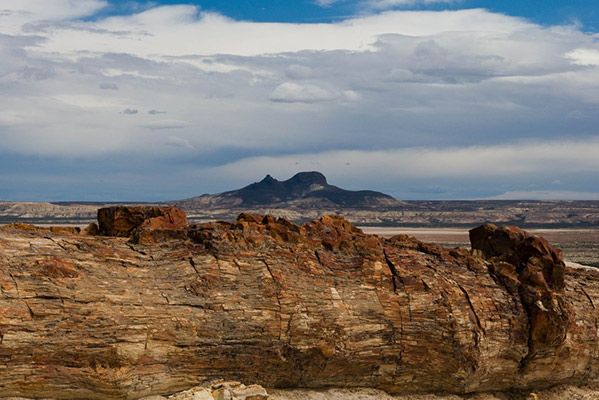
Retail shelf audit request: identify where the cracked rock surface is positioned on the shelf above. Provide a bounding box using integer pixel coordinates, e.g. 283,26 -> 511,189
0,210 -> 598,399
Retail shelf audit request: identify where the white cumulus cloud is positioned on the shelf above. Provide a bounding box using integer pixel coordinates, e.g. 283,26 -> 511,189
0,0 -> 107,29
270,83 -> 337,103
567,48 -> 599,66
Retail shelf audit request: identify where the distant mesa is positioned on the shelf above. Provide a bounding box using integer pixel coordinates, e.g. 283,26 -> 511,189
174,171 -> 403,210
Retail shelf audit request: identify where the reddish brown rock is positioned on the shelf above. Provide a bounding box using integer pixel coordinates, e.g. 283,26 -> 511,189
469,223 -> 565,289
0,217 -> 597,399
0,223 -> 81,235
130,226 -> 189,245
0,222 -> 50,232
97,206 -> 188,237
469,223 -> 571,373
10,222 -> 40,231
82,222 -> 100,236
49,226 -> 81,235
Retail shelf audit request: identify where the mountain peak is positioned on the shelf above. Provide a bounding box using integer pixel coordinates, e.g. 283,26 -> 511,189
260,174 -> 277,184
178,171 -> 403,209
288,171 -> 327,186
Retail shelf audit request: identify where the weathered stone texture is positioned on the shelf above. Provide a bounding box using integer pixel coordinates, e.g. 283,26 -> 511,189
97,206 -> 188,237
0,211 -> 598,399
469,223 -> 575,381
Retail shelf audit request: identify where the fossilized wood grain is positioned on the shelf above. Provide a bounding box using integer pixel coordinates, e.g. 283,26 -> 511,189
0,216 -> 598,400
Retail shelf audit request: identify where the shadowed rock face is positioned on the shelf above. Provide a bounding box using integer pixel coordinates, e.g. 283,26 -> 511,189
0,208 -> 598,399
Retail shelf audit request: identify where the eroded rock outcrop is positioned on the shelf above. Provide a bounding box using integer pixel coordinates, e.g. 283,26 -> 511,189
0,208 -> 598,399
97,206 -> 188,237
469,224 -> 571,378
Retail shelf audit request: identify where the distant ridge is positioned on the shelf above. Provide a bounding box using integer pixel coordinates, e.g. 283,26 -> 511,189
3,172 -> 598,228
174,171 -> 404,209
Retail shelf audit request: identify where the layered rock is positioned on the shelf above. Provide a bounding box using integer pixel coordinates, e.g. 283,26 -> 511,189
0,209 -> 598,400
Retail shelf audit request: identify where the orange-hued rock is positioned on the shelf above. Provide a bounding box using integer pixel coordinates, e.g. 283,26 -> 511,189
82,222 -> 100,236
0,216 -> 598,399
0,223 -> 81,235
97,205 -> 188,237
0,222 -> 46,232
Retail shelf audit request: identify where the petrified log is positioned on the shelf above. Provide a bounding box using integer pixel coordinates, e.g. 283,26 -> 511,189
0,211 -> 598,399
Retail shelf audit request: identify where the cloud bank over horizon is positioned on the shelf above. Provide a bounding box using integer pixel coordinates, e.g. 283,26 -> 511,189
0,1 -> 598,200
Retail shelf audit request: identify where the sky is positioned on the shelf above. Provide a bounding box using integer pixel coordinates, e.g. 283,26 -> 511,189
1,0 -> 599,201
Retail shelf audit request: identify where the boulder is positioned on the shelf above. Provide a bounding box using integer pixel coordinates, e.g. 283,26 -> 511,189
97,206 -> 188,237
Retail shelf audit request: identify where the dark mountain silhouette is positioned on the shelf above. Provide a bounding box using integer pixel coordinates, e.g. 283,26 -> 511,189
174,171 -> 403,209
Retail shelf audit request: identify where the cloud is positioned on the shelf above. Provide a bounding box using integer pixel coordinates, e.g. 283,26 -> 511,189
567,48 -> 599,66
165,136 -> 195,149
343,90 -> 361,101
270,82 -> 337,103
286,64 -> 315,79
99,82 -> 119,90
314,0 -> 347,7
18,66 -> 56,80
203,138 -> 599,181
12,7 -> 538,57
0,0 -> 107,27
142,119 -> 187,130
0,7 -> 596,159
0,3 -> 599,199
